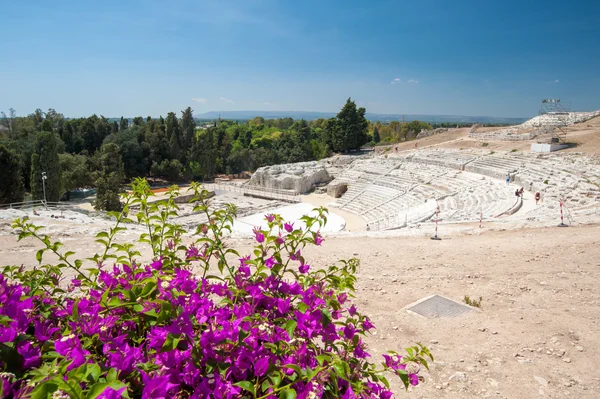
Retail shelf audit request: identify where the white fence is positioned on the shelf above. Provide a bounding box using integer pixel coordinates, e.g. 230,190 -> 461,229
209,181 -> 301,203
0,200 -> 72,210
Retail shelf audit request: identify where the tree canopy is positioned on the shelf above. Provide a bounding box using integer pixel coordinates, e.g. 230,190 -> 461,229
0,101 -> 445,210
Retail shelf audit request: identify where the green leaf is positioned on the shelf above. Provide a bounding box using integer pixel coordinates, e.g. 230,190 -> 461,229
281,364 -> 302,376
106,368 -> 118,382
234,381 -> 255,396
159,333 -> 181,352
321,309 -> 332,328
30,381 -> 59,399
333,362 -> 349,381
397,369 -> 410,389
36,249 -> 44,263
140,281 -> 157,297
279,388 -> 297,399
285,320 -> 297,339
86,381 -> 127,399
316,354 -> 331,366
269,372 -> 282,388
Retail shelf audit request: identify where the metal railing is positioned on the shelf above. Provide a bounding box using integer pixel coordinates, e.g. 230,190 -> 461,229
0,200 -> 73,210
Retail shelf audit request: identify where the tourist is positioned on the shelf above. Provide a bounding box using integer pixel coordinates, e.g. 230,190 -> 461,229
506,174 -> 510,185
519,187 -> 524,198
535,192 -> 541,204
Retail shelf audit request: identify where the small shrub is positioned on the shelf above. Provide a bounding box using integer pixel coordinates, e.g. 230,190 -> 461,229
544,179 -> 549,184
482,143 -> 489,147
0,179 -> 432,398
489,151 -> 495,155
463,295 -> 483,308
511,149 -> 518,152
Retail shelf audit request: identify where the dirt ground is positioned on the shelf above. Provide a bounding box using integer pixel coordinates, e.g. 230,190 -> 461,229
375,115 -> 600,157
1,223 -> 599,398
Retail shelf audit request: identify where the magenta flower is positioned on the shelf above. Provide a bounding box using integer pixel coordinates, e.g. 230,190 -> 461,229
265,256 -> 276,269
254,356 -> 270,376
54,335 -> 89,370
343,323 -> 357,340
265,214 -> 275,223
98,387 -> 127,399
362,318 -> 375,331
253,227 -> 265,243
284,222 -> 294,232
141,373 -> 178,399
409,373 -> 419,386
348,304 -> 357,316
275,233 -> 285,245
16,341 -> 41,369
314,231 -> 324,246
299,262 -> 310,274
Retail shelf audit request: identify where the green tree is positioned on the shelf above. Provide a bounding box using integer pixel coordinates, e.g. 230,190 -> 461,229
166,112 -> 182,161
81,115 -> 111,154
93,143 -> 125,211
180,107 -> 196,152
145,118 -> 170,166
190,129 -> 216,179
132,116 -> 144,126
334,98 -> 368,151
58,153 -> 90,199
0,144 -> 25,204
30,132 -> 62,202
373,126 -> 381,143
119,117 -> 129,131
150,159 -> 183,181
103,126 -> 151,178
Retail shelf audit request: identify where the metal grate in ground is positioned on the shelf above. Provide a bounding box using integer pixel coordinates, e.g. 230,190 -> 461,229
407,295 -> 474,318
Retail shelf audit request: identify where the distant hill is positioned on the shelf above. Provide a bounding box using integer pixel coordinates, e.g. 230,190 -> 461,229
195,110 -> 528,125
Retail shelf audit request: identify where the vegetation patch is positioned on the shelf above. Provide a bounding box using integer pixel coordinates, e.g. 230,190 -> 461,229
0,180 -> 432,398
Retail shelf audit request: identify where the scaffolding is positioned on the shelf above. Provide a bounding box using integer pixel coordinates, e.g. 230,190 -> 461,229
538,99 -> 571,142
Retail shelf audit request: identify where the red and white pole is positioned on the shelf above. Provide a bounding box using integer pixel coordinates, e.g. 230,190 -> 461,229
558,199 -> 568,227
431,205 -> 442,240
479,209 -> 483,228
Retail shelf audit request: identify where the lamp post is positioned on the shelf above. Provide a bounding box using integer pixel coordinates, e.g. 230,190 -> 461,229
41,172 -> 48,209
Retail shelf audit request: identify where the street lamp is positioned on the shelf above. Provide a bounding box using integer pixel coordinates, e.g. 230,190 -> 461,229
41,172 -> 48,209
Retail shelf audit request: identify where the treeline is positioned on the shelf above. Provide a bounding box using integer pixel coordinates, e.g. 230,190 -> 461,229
0,98 -> 381,210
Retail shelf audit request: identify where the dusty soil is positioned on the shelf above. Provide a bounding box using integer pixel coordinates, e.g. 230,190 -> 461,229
2,224 -> 599,398
375,115 -> 600,157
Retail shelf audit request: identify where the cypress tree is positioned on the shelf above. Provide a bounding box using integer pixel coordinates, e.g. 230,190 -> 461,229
0,144 -> 25,204
119,117 -> 129,131
93,143 -> 125,211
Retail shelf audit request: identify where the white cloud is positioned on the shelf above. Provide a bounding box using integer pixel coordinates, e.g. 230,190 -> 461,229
263,101 -> 274,106
390,78 -> 402,84
192,97 -> 208,104
408,79 -> 419,84
553,79 -> 560,83
220,97 -> 235,104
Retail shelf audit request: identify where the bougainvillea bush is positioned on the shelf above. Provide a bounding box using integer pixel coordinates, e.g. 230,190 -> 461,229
0,179 -> 432,398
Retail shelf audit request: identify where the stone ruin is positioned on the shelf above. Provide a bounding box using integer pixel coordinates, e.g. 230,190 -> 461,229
249,161 -> 332,194
469,110 -> 600,142
326,182 -> 348,198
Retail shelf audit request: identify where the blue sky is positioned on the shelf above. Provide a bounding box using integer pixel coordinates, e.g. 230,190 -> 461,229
1,0 -> 599,118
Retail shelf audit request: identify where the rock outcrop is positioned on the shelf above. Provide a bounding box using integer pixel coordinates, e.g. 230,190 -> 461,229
327,182 -> 348,198
249,161 -> 332,194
